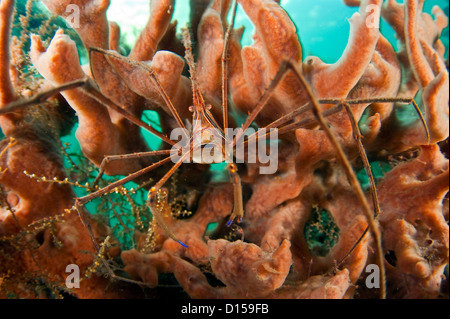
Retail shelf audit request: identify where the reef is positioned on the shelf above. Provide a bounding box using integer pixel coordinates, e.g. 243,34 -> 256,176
0,0 -> 448,299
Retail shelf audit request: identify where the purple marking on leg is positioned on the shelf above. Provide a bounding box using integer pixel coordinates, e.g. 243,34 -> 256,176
178,240 -> 189,248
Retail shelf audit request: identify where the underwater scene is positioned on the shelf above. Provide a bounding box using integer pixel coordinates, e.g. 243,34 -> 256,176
0,0 -> 448,300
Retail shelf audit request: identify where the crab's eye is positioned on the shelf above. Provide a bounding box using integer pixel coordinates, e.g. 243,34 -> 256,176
206,104 -> 212,110
188,106 -> 194,112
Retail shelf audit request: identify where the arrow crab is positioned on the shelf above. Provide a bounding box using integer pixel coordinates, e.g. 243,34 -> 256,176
1,0 -> 448,299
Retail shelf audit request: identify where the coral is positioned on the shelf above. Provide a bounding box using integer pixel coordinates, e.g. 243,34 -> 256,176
0,0 -> 140,298
0,0 -> 448,300
378,145 -> 449,298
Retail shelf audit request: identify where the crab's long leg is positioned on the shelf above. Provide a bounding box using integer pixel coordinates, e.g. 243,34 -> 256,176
1,76 -> 175,146
221,0 -> 238,131
281,59 -> 386,299
320,97 -> 430,144
89,47 -> 189,140
82,76 -> 175,146
238,57 -> 386,298
75,145 -> 191,280
323,101 -> 381,273
92,149 -> 172,187
77,156 -> 173,206
232,59 -> 292,147
242,100 -> 331,145
243,95 -> 427,147
234,54 -> 428,149
243,103 -> 344,146
343,102 -> 381,217
0,78 -> 89,115
259,101 -> 310,130
147,145 -> 196,248
74,202 -> 101,251
0,78 -> 182,149
75,154 -> 175,252
226,163 -> 244,226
